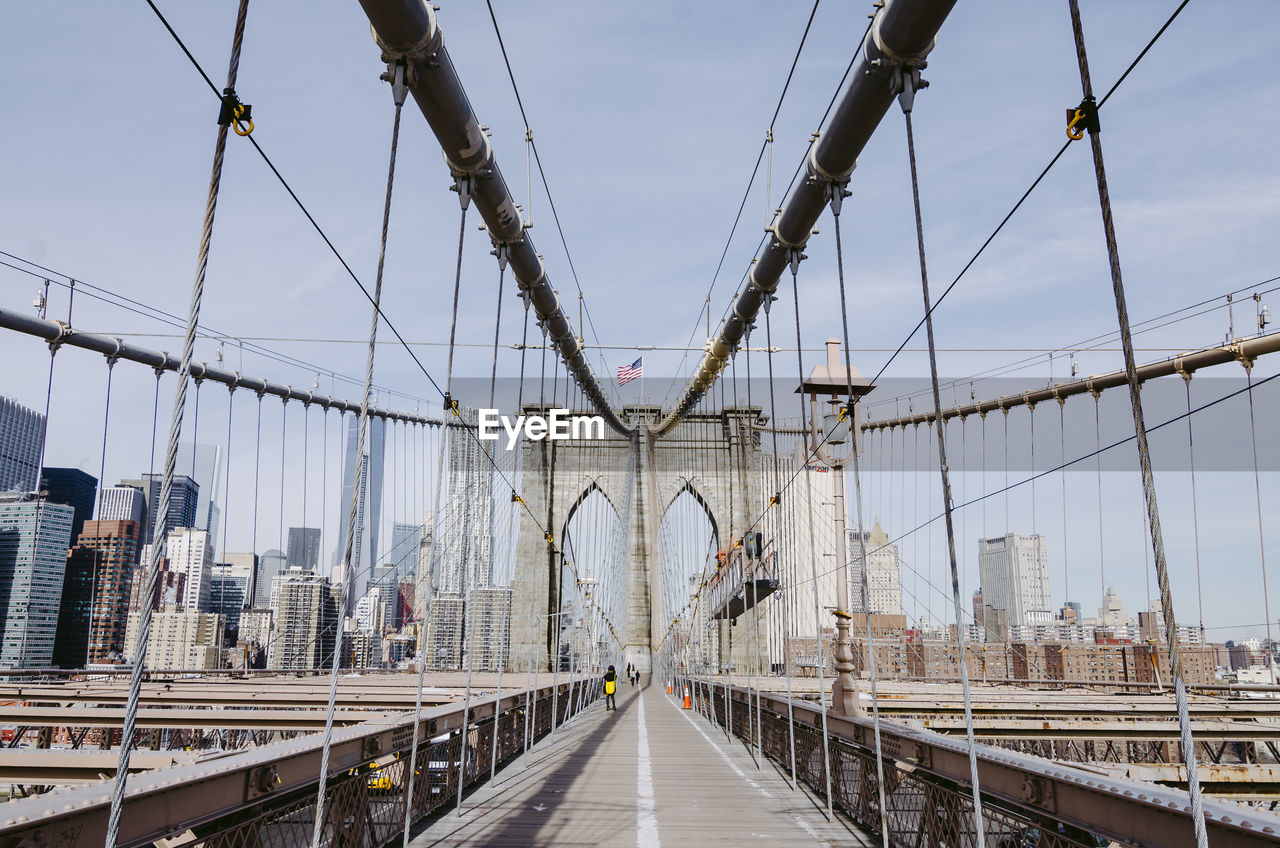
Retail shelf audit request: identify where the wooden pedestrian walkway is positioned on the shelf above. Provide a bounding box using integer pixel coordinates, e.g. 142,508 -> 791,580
408,678 -> 874,848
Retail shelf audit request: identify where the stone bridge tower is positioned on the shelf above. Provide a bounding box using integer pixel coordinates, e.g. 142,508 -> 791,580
510,405 -> 767,673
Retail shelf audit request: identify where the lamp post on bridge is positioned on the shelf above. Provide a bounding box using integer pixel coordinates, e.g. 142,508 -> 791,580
797,339 -> 873,717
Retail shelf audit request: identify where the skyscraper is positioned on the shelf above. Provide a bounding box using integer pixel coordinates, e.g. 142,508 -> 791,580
166,527 -> 213,612
435,409 -> 492,596
175,442 -> 222,555
53,520 -> 139,667
333,415 -> 385,609
848,519 -> 903,616
223,551 -> 258,607
129,555 -> 185,613
122,474 -> 199,545
427,411 -> 496,667
269,572 -> 340,670
99,485 -> 145,530
210,560 -> 251,635
0,396 -> 44,493
287,526 -> 321,571
978,533 -> 1051,628
123,610 -> 221,670
0,493 -> 74,669
40,467 -> 97,541
254,548 -> 287,609
390,522 -> 420,582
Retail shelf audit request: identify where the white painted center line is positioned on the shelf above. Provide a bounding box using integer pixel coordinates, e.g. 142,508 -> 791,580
637,691 -> 661,848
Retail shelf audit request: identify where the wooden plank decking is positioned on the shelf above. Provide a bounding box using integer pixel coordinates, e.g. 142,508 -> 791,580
409,678 -> 874,847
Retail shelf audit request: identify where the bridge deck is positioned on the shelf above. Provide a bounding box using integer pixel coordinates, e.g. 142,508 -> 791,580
410,679 -> 871,848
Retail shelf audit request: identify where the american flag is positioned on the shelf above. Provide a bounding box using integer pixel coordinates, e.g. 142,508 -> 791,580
617,356 -> 643,386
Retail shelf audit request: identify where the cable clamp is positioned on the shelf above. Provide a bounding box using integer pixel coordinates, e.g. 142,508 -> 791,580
786,248 -> 806,277
218,88 -> 254,136
893,66 -> 928,115
826,179 -> 851,216
511,492 -> 524,505
492,242 -> 510,271
374,23 -> 441,85
451,173 -> 474,211
382,61 -> 408,108
442,393 -> 459,415
769,492 -> 781,507
1066,96 -> 1099,140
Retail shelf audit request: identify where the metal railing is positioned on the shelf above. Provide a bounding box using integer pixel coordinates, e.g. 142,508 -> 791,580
681,678 -> 1280,848
0,678 -> 595,847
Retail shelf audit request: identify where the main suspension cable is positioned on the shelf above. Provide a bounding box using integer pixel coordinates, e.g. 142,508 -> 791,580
311,57 -> 408,848
898,68 -> 986,843
106,3 -> 251,844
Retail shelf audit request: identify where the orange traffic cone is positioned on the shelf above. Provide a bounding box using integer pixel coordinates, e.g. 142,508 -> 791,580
682,686 -> 692,710
666,681 -> 672,695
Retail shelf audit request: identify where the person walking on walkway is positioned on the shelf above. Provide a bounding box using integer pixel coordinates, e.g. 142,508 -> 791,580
603,665 -> 618,711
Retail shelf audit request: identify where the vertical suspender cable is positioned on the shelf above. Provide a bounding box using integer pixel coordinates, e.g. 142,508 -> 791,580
95,357 -> 116,519
744,325 -> 766,768
106,3 -> 250,844
789,258 -> 834,819
278,399 -> 287,561
830,199 -> 891,844
1181,379 -> 1204,636
1059,398 -> 1069,609
220,388 -> 235,639
487,252 -> 508,787
252,396 -> 263,607
312,58 -> 408,848
1242,365 -> 1274,683
403,120 -> 467,848
1064,2 -> 1206,842
1093,392 -> 1106,595
763,307 -> 798,789
898,70 -> 986,843
18,337 -> 59,665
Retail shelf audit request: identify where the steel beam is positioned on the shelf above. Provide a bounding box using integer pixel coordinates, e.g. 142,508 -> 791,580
863,330 -> 1280,430
0,706 -> 391,731
915,717 -> 1280,742
354,0 -> 630,435
713,682 -> 1280,848
0,307 -> 439,425
0,678 -> 585,846
654,0 -> 959,434
0,750 -> 201,785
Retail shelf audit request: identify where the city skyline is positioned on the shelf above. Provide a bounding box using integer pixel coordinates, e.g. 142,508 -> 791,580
1,2 -> 1277,838
1,1 -> 1276,644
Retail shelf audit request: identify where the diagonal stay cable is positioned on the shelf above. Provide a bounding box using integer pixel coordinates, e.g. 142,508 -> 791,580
144,0 -> 446,400
662,0 -> 838,407
866,0 -> 1192,389
309,58 -> 409,848
0,250 -> 433,404
141,0 -> 573,553
107,3 -> 251,846
482,0 -> 620,407
792,368 -> 1280,597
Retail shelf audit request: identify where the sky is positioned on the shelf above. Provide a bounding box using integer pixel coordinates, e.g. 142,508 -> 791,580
1,0 -> 1278,640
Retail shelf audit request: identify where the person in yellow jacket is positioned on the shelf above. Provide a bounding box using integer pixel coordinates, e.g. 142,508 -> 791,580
603,665 -> 618,711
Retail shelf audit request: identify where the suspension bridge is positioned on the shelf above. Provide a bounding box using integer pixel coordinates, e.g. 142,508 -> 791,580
1,0 -> 1279,846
